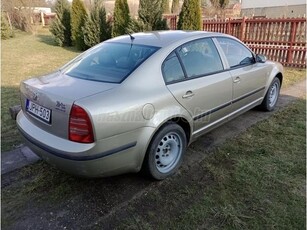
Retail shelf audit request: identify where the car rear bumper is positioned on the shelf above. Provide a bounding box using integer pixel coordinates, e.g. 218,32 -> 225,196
16,111 -> 155,177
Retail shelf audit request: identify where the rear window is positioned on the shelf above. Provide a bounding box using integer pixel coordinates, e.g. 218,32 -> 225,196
63,42 -> 159,83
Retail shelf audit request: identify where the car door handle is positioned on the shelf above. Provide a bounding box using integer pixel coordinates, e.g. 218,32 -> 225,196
182,90 -> 194,99
233,76 -> 241,83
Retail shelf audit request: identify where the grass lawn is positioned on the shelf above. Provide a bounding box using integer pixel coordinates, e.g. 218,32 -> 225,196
1,28 -> 306,152
169,98 -> 306,229
1,28 -> 81,152
116,98 -> 306,229
1,98 -> 305,229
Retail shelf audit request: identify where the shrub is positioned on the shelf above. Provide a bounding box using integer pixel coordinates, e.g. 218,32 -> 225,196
177,0 -> 202,30
1,13 -> 14,39
138,0 -> 168,31
82,0 -> 111,47
112,0 -> 131,37
49,0 -> 72,46
126,18 -> 144,34
71,0 -> 88,50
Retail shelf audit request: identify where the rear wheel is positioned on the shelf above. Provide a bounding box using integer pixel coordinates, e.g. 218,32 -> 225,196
259,77 -> 281,111
143,122 -> 187,180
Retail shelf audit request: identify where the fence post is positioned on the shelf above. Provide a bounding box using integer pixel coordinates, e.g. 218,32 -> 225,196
240,17 -> 246,41
287,20 -> 297,65
227,18 -> 231,34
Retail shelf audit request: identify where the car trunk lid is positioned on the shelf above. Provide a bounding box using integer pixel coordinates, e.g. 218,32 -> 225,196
20,71 -> 117,140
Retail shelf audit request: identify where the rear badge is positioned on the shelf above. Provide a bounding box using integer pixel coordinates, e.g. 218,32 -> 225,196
26,86 -> 39,101
55,101 -> 66,112
32,92 -> 39,101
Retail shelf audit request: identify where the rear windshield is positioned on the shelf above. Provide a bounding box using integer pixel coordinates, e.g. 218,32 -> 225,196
63,42 -> 159,83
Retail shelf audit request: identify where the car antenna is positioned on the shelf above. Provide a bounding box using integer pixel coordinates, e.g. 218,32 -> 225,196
127,32 -> 135,57
128,33 -> 135,41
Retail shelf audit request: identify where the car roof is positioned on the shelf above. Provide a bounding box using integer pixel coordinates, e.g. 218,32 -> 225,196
107,30 -> 223,48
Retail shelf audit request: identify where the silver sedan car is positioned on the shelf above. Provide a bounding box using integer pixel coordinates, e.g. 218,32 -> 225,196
17,31 -> 283,180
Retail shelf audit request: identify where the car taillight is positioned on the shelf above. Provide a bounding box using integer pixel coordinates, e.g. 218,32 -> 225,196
69,104 -> 94,143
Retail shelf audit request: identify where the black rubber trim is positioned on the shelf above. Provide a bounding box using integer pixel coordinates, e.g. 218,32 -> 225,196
18,126 -> 137,161
193,101 -> 231,121
232,87 -> 265,104
193,86 -> 265,121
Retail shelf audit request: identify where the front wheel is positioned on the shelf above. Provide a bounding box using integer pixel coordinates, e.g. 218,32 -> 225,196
143,122 -> 187,180
259,77 -> 281,111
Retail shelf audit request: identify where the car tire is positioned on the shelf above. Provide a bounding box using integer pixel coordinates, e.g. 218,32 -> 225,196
259,77 -> 281,111
143,122 -> 187,180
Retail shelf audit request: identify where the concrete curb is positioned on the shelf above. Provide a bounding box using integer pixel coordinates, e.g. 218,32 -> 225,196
1,145 -> 41,175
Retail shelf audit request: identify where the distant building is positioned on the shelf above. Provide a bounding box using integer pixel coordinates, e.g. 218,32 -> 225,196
202,0 -> 241,19
31,7 -> 56,25
14,7 -> 56,26
223,3 -> 241,18
241,0 -> 306,18
32,7 -> 52,14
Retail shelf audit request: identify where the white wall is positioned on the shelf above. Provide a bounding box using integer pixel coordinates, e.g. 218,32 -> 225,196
242,0 -> 306,9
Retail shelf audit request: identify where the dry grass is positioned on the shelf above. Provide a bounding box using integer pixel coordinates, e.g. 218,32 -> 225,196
1,28 -> 81,151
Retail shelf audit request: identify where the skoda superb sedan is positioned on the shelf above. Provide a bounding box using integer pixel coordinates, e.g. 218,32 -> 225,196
17,31 -> 283,180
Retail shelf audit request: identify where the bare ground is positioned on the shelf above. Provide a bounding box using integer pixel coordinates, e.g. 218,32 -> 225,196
1,79 -> 306,230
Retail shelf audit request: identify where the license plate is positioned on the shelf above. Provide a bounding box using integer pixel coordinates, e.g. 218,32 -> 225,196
26,99 -> 52,124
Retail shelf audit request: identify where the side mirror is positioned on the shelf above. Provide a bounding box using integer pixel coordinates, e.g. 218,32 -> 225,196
256,54 -> 267,63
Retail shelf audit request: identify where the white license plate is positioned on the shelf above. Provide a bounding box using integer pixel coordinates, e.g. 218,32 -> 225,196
26,99 -> 51,124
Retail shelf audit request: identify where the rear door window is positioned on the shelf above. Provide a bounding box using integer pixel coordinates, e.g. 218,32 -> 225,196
216,37 -> 255,68
177,38 -> 224,78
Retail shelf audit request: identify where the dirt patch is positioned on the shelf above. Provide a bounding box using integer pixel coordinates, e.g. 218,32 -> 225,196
93,164 -> 215,229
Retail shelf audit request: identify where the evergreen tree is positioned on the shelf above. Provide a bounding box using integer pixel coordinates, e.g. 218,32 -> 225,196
162,0 -> 170,14
126,18 -> 144,34
171,0 -> 180,14
112,0 -> 130,37
83,0 -> 111,47
177,0 -> 202,30
1,13 -> 14,39
138,0 -> 168,31
49,0 -> 71,46
71,0 -> 88,50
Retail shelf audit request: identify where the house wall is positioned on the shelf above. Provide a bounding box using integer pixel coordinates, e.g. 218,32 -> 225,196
241,0 -> 306,8
241,4 -> 306,18
241,0 -> 306,18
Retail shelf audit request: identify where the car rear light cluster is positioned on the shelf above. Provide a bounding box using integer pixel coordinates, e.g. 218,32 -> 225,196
69,104 -> 94,143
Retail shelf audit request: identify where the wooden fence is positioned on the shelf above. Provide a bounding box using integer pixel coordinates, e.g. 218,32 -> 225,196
164,16 -> 306,68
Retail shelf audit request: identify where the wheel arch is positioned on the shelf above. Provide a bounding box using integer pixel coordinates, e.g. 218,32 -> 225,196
141,116 -> 192,180
275,72 -> 283,87
167,117 -> 192,144
140,116 -> 192,169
